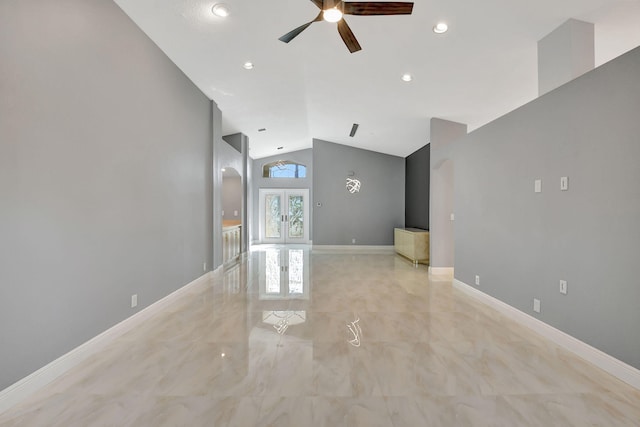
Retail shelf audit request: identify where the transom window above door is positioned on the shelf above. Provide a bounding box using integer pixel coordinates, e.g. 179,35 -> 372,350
262,160 -> 307,178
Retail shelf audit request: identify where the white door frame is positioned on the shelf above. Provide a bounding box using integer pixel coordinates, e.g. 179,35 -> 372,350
258,188 -> 310,244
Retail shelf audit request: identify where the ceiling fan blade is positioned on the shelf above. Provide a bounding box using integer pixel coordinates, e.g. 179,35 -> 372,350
309,0 -> 323,9
279,12 -> 323,43
342,2 -> 413,15
337,19 -> 362,53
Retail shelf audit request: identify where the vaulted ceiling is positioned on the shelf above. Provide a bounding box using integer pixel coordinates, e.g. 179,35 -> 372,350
114,0 -> 640,159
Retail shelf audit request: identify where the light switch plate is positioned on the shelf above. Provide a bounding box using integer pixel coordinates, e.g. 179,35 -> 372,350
534,179 -> 542,193
533,298 -> 541,313
450,213 -> 455,221
560,280 -> 568,295
560,176 -> 569,191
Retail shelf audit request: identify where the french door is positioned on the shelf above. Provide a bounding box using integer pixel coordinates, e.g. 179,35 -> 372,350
258,188 -> 309,244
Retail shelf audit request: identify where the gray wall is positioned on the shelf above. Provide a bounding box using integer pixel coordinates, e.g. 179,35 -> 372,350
222,176 -> 242,220
313,139 -> 405,245
0,0 -> 213,390
211,104 -> 224,269
430,119 -> 467,268
452,46 -> 640,369
251,149 -> 313,243
405,144 -> 430,230
538,19 -> 594,96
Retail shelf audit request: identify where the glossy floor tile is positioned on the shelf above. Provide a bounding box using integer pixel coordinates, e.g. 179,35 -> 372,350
1,246 -> 639,426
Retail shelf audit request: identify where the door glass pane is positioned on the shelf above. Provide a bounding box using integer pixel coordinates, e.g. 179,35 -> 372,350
265,194 -> 281,238
288,249 -> 304,294
288,195 -> 304,238
266,249 -> 281,294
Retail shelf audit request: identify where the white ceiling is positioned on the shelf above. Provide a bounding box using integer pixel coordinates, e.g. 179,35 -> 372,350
114,0 -> 640,159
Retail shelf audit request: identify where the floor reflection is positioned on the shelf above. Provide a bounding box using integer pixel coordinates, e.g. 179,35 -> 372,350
257,246 -> 309,300
347,315 -> 363,347
262,311 -> 307,335
253,245 -> 310,337
2,246 -> 639,426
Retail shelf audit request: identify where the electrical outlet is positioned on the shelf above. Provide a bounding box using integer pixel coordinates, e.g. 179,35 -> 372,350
560,176 -> 569,191
559,280 -> 568,295
234,210 -> 238,217
450,213 -> 455,221
131,294 -> 138,308
352,238 -> 356,244
475,275 -> 480,286
533,298 -> 541,313
203,262 -> 207,272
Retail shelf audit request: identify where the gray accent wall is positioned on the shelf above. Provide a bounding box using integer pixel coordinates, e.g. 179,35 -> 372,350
251,149 -> 313,243
313,139 -> 405,245
452,46 -> 640,369
222,176 -> 242,221
405,144 -> 430,230
0,0 -> 213,390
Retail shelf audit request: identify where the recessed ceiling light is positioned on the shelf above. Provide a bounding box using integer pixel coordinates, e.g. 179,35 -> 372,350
212,3 -> 230,17
401,73 -> 413,82
323,8 -> 343,23
243,62 -> 254,70
433,22 -> 448,34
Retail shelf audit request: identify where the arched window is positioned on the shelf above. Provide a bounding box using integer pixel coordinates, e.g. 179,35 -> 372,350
262,160 -> 307,178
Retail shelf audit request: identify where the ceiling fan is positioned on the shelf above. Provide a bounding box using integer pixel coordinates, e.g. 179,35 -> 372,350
279,0 -> 414,53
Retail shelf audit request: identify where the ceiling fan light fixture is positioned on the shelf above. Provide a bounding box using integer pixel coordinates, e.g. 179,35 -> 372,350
211,3 -> 230,17
323,8 -> 343,23
433,22 -> 448,34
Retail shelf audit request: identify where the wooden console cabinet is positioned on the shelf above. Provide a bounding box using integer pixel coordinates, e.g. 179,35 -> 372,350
394,228 -> 429,266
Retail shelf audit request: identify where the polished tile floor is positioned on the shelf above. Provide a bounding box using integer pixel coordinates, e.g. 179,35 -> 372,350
1,246 -> 639,426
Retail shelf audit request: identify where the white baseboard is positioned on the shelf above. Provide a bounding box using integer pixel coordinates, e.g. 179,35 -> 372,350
453,279 -> 640,391
0,271 -> 214,414
312,245 -> 394,253
428,267 -> 454,279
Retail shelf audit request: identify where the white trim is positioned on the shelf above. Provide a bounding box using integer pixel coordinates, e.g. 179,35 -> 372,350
312,245 -> 394,253
0,272 -> 214,414
428,267 -> 454,279
453,279 -> 640,391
